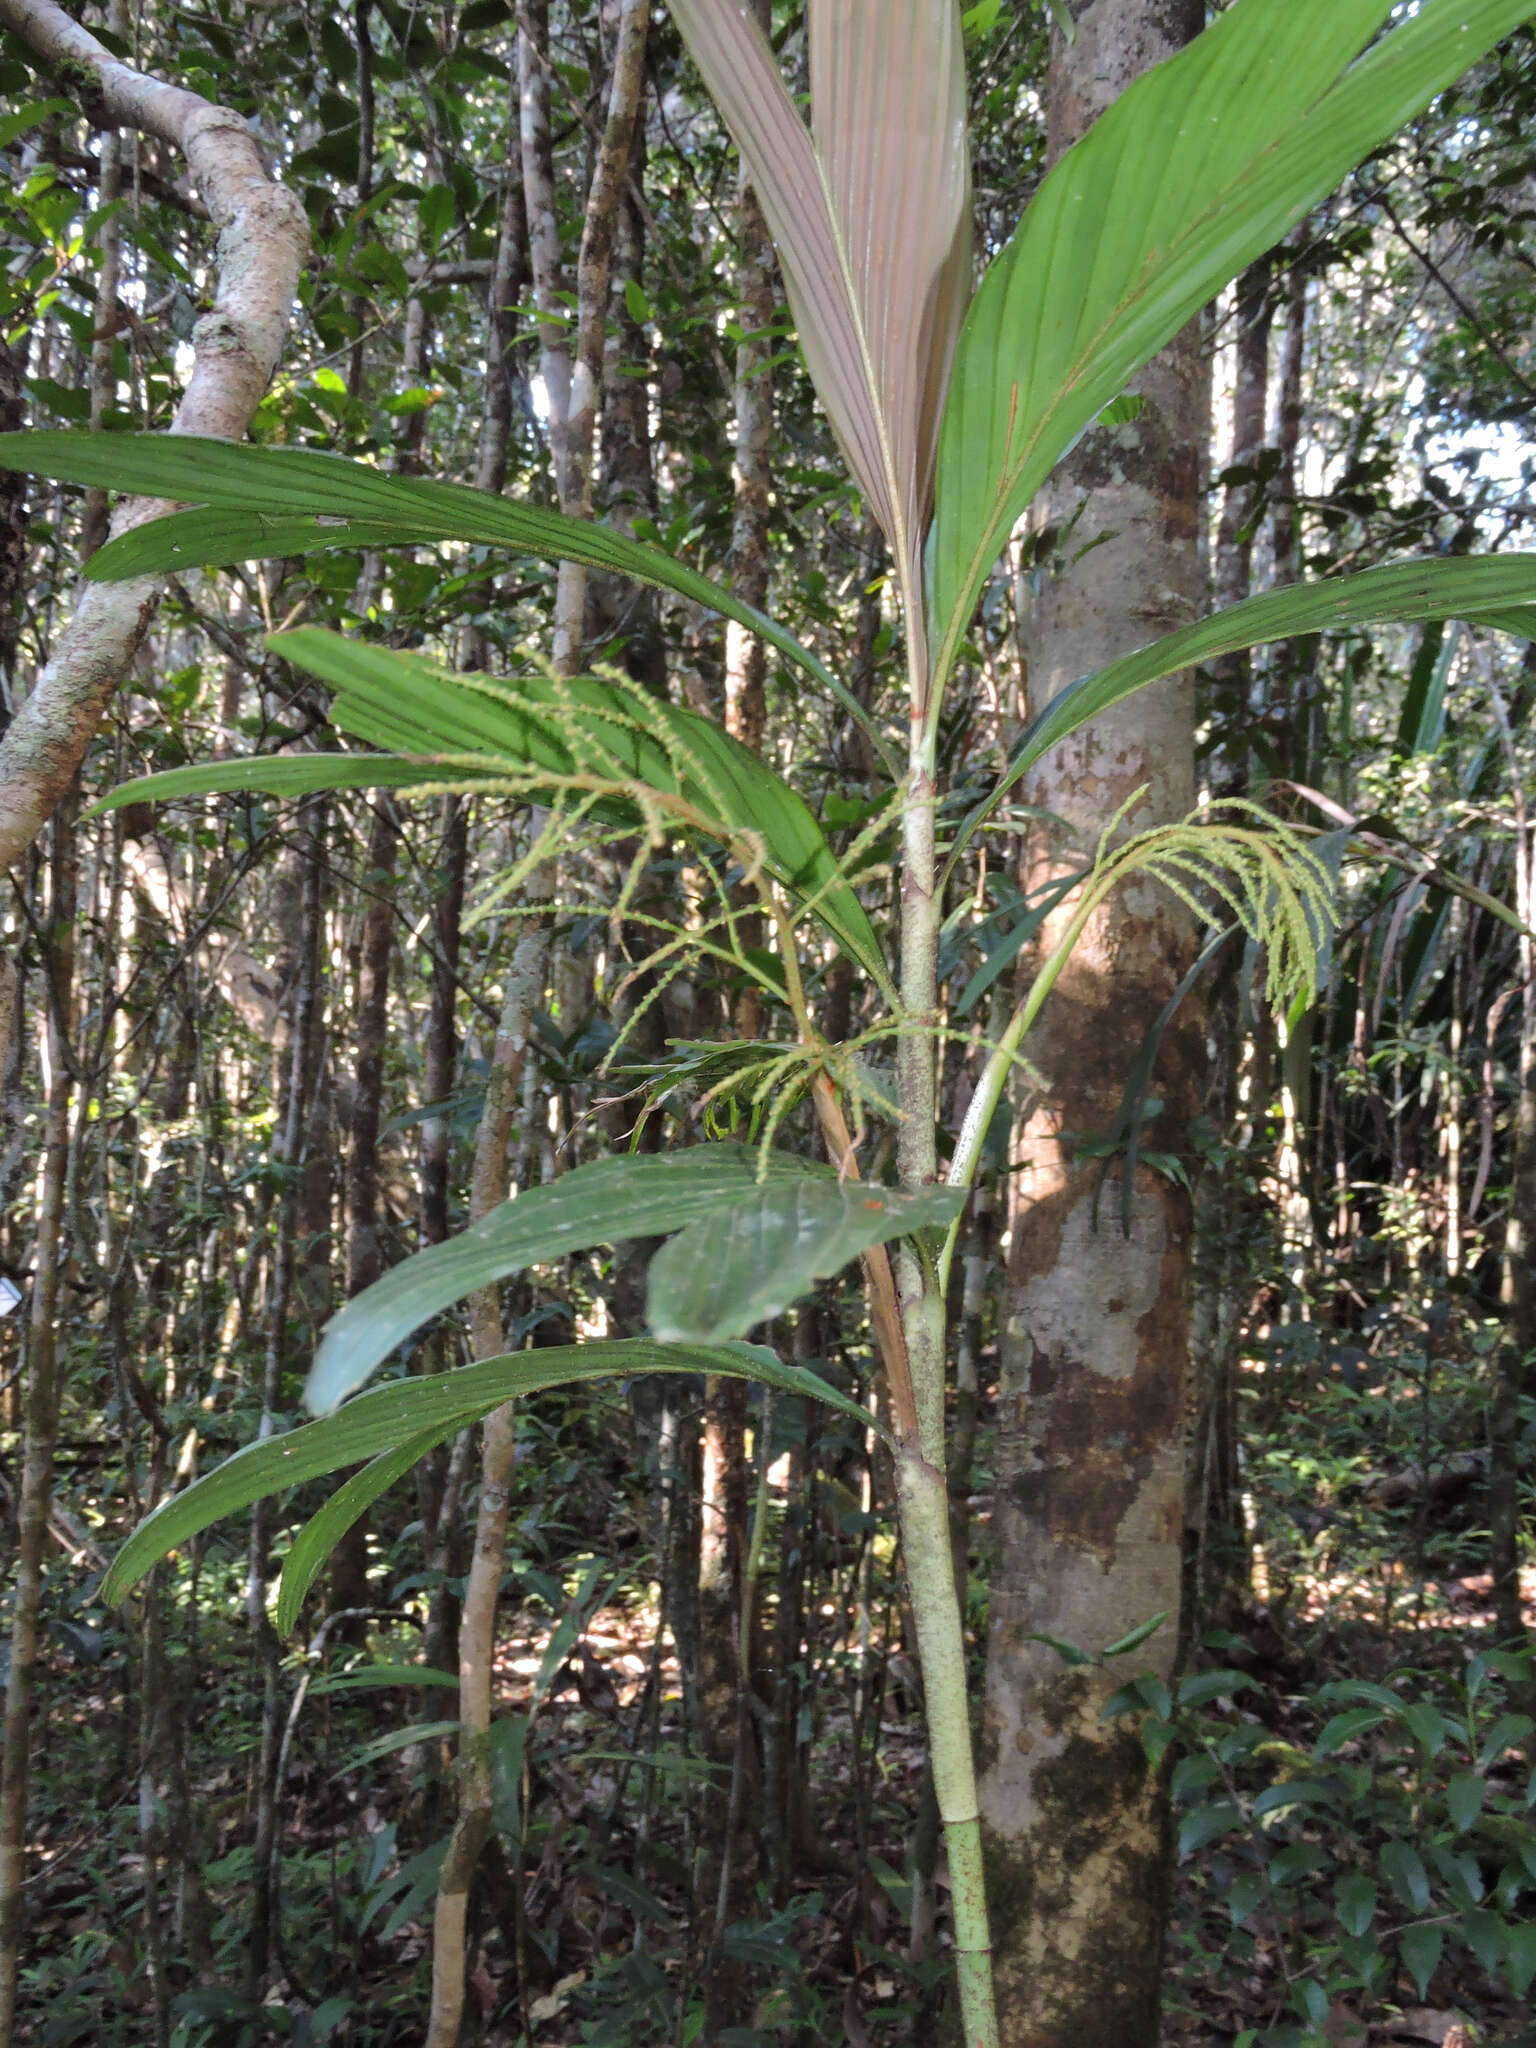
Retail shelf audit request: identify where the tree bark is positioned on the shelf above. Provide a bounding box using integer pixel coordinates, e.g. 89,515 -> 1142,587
552,0 -> 650,668
519,0 -> 572,521
979,7 -> 1206,2045
1209,259 -> 1273,800
0,335 -> 25,723
1193,263 -> 1273,1607
0,0 -> 307,876
1487,671 -> 1536,1668
702,0 -> 775,1714
592,56 -> 665,690
0,800 -> 76,2044
81,1 -> 127,563
425,898 -> 551,2048
422,799 -> 468,1255
328,800 -> 400,1618
245,804 -> 325,2000
723,0 -> 774,765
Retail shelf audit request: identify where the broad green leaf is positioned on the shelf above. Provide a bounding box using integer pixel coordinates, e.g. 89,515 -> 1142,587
1141,1717 -> 1178,1769
1178,1801 -> 1240,1860
669,0 -> 971,674
1268,1843 -> 1325,1889
1319,1679 -> 1404,1713
102,1336 -> 878,1605
1170,1755 -> 1221,1803
1334,1876 -> 1378,1939
307,1144 -> 829,1413
1462,1906 -> 1507,1975
1314,1708 -> 1387,1757
336,1722 -> 461,1776
1227,1871 -> 1267,1928
1102,1672 -> 1172,1719
1430,1843 -> 1485,1907
1478,1712 -> 1535,1769
91,754 -> 467,811
1446,1771 -> 1486,1833
1024,1631 -> 1095,1667
0,98 -> 76,150
1395,620 -> 1458,759
646,1177 -> 964,1344
1250,1778 -> 1337,1821
1292,1979 -> 1329,2031
1467,604 -> 1536,639
929,0 -> 1536,699
989,556 -> 1536,815
269,628 -> 890,988
1176,1668 -> 1259,1708
1380,1841 -> 1431,1914
0,432 -> 889,761
1505,1922 -> 1536,1999
276,1426 -> 447,1637
1402,1702 -> 1451,1756
1101,1610 -> 1171,1659
308,1665 -> 460,1695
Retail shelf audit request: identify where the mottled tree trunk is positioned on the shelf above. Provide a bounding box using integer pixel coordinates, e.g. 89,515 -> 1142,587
80,2 -> 126,564
0,801 -> 76,2044
701,10 -> 776,1679
1488,672 -> 1535,1673
0,0 -> 306,876
0,334 -> 25,723
245,803 -> 325,2001
1192,261 -> 1274,1610
329,800 -> 400,1617
592,52 -> 665,690
723,0 -> 774,764
550,0 -> 650,668
425,903 -> 550,2048
1209,258 -> 1273,800
979,7 -> 1206,2044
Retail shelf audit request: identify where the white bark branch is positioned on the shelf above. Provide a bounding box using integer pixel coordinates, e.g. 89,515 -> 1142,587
0,0 -> 308,875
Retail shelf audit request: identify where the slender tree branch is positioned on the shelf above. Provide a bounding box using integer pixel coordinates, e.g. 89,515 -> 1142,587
0,0 -> 308,876
1377,191 -> 1536,408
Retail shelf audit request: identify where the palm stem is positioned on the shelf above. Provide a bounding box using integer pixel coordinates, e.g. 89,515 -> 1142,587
892,660 -> 1000,2048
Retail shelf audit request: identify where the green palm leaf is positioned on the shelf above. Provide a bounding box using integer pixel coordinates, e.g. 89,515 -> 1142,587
928,0 -> 1535,705
276,1428 -> 444,1637
103,1338 -> 877,1607
0,431 -> 889,761
669,0 -> 970,689
971,556 -> 1536,841
647,1177 -> 964,1344
91,756 -> 457,808
306,1144 -> 833,1414
92,630 -> 891,989
271,628 -> 891,989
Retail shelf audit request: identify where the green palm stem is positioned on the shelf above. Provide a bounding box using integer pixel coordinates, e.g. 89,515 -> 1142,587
896,1448 -> 999,2048
890,681 -> 1002,2048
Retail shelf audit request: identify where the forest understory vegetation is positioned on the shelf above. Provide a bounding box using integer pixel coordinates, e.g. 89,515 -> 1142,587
0,2 -> 1535,2046
18,1316 -> 1536,2048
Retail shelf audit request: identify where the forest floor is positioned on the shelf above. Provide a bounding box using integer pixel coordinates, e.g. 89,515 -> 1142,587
18,1346 -> 1536,2046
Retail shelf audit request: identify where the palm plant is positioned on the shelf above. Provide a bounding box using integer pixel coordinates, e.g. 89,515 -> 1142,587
6,1 -> 1536,2038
